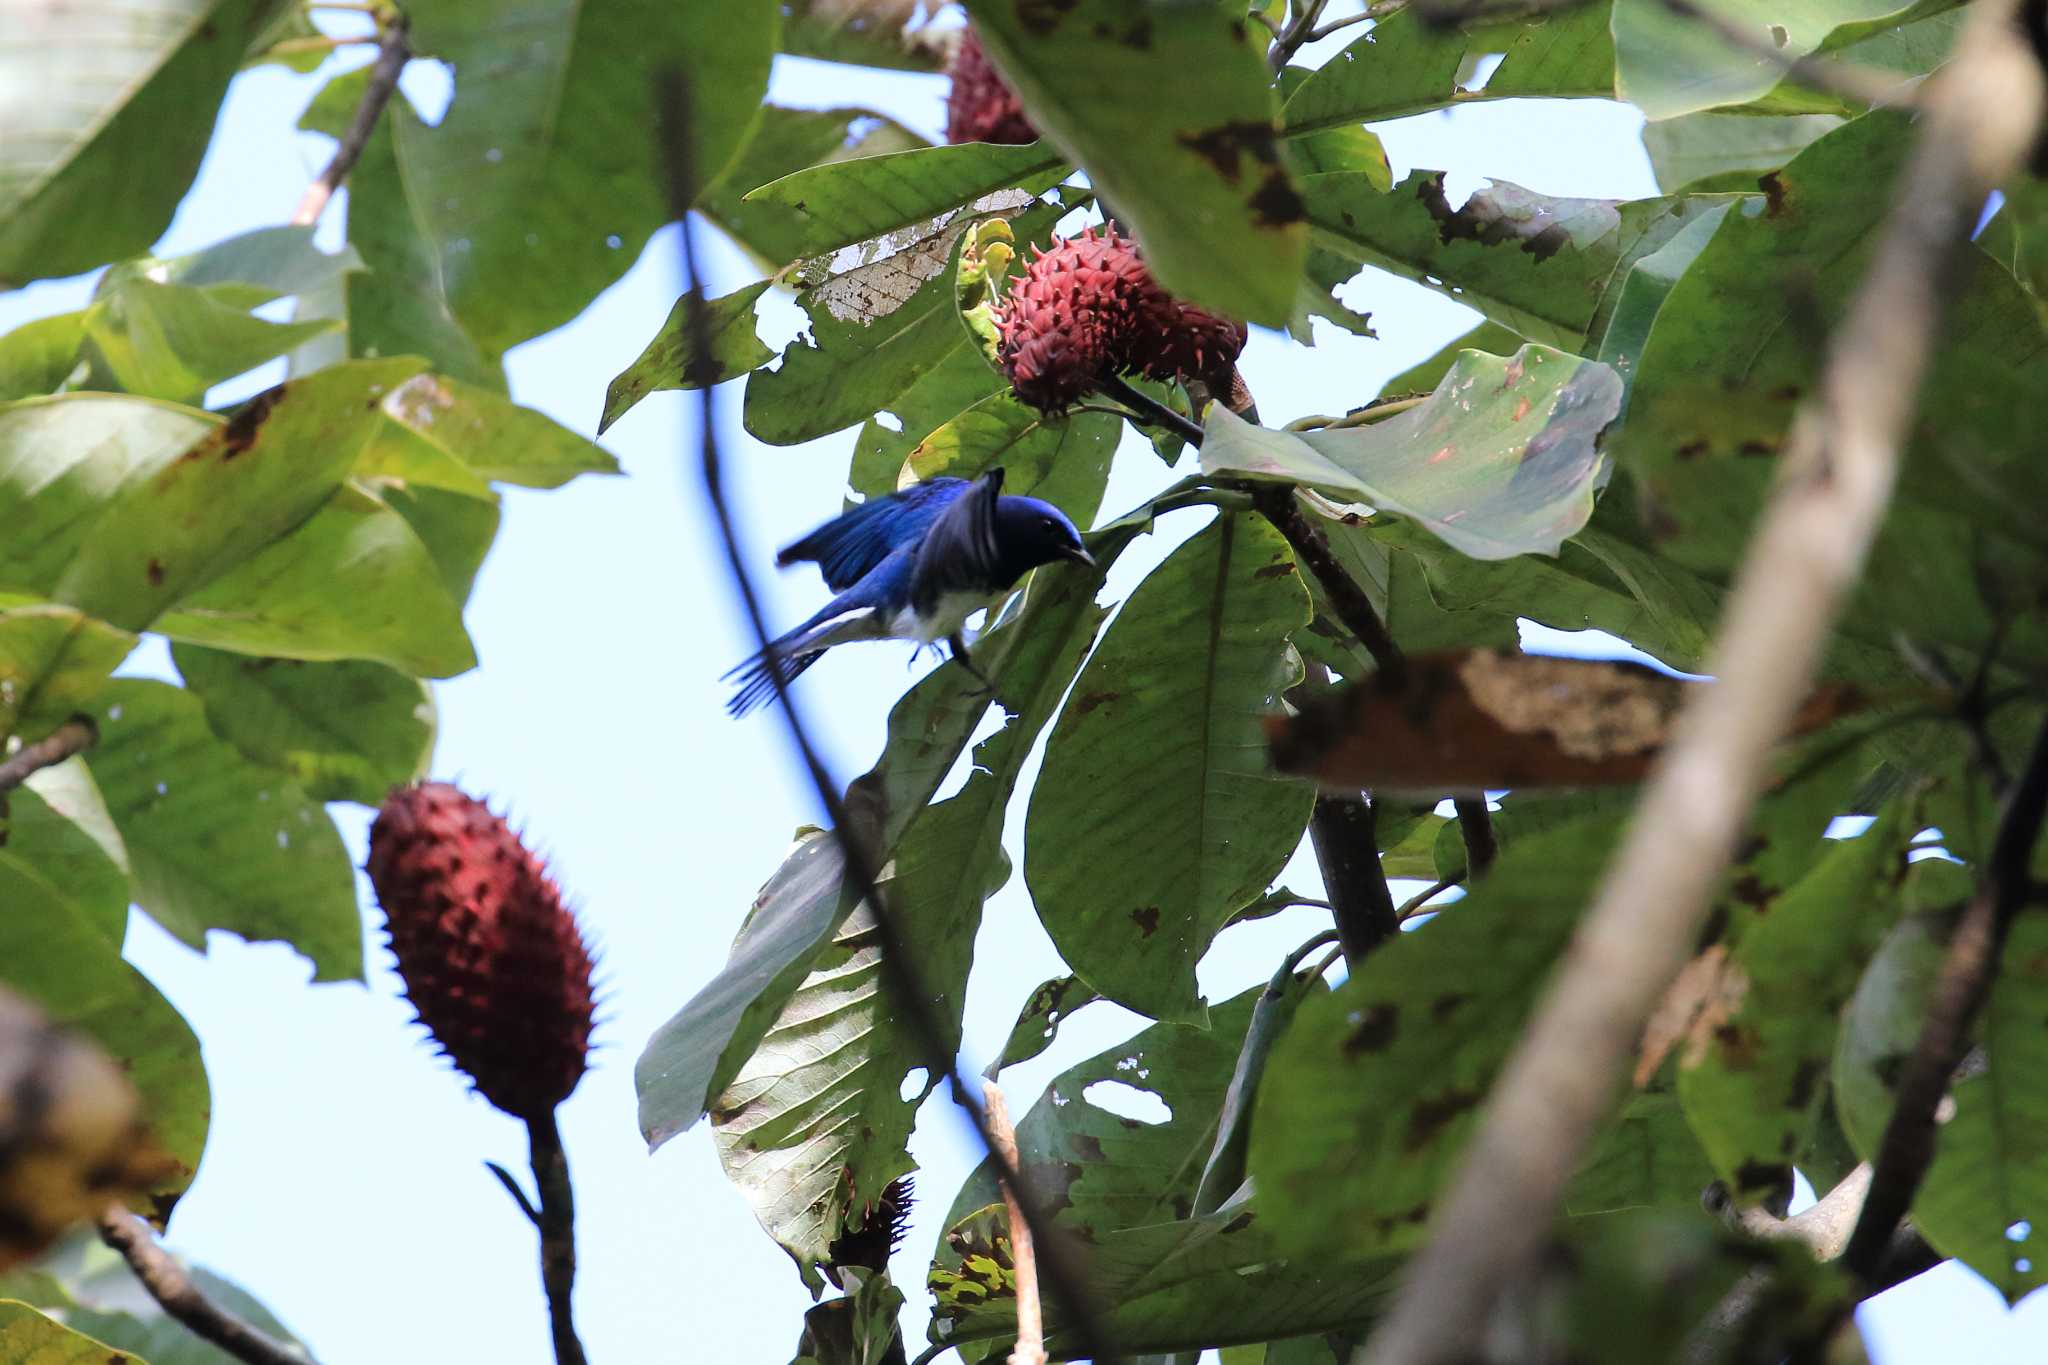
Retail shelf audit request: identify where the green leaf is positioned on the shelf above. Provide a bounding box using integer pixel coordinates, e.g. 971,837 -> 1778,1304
902,397 -> 1118,530
3,757 -> 133,947
1590,204 -> 1733,402
1642,113 -> 1845,193
79,280 -> 338,405
1836,905 -> 2048,1300
1566,1089 -> 1718,1218
0,859 -> 210,1204
374,373 -> 618,489
85,679 -> 363,982
960,0 -> 1306,325
778,0 -> 950,71
96,225 -> 362,305
24,1245 -> 309,1365
984,975 -> 1102,1078
394,0 -> 776,351
744,140 -> 1067,259
1300,174 -> 1733,351
600,282 -> 777,434
698,106 -> 931,268
1201,346 -> 1621,562
171,645 -> 434,804
379,483 -> 501,609
0,0 -> 278,285
0,1302 -> 145,1364
1612,0 -> 1920,120
1677,808 -> 1913,1199
1025,513 -> 1313,1022
1380,321 -> 1525,397
1250,812 -> 1624,1256
792,1271 -> 906,1365
1280,4 -> 1616,134
0,312 -> 89,400
1611,112 -> 2048,574
0,605 -> 135,744
849,348 -> 1013,496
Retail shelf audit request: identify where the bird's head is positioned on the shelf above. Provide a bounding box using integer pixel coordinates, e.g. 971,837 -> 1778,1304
994,495 -> 1095,575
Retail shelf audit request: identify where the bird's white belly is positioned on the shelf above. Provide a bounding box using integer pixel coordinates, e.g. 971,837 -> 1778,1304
895,590 -> 996,644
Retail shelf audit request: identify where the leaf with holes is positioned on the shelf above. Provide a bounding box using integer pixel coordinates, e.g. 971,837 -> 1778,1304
984,975 -> 1102,1079
1025,513 -> 1313,1023
698,106 -> 932,268
1202,346 -> 1621,562
959,0 -> 1304,325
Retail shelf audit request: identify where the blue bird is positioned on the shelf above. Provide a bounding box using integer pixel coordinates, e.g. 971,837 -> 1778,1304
726,468 -> 1093,716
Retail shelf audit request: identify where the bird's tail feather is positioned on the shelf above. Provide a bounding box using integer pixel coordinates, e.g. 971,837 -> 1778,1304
724,646 -> 825,717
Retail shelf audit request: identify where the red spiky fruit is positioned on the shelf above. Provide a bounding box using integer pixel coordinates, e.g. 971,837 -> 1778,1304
993,224 -> 1248,413
367,783 -> 594,1119
946,29 -> 1037,145
824,1175 -> 914,1285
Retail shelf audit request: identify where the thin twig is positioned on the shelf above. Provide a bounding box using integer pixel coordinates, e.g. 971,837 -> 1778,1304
1842,714 -> 2048,1280
1395,875 -> 1461,921
526,1113 -> 587,1365
1661,0 -> 1921,110
652,71 -> 1116,1364
291,15 -> 411,226
1102,375 -> 1205,445
1356,8 -> 2046,1363
984,1081 -> 1046,1365
1452,797 -> 1497,879
96,1205 -> 313,1365
1269,0 -> 1332,71
486,1159 -> 543,1228
0,716 -> 96,794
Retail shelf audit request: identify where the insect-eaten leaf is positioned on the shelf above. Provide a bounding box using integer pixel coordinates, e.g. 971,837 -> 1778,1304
1201,345 -> 1623,561
1269,650 -> 1866,795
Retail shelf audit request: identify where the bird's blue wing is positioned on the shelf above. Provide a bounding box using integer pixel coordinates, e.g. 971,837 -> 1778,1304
726,551 -> 920,716
777,477 -> 970,592
909,469 -> 1007,614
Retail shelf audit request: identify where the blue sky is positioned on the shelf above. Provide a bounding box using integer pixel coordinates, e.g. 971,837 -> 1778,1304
4,18 -> 2041,1364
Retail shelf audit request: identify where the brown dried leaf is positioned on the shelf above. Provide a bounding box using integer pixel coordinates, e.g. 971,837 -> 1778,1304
1634,945 -> 1748,1088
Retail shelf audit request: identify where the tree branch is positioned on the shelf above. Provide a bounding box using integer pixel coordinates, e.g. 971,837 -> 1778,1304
1395,875 -> 1461,922
1355,8 -> 2047,1362
1842,713 -> 2048,1280
1309,792 -> 1402,962
1252,486 -> 1406,685
526,1113 -> 587,1365
983,1081 -> 1046,1365
652,72 -> 1117,1364
1451,797 -> 1496,879
291,14 -> 411,226
96,1205 -> 313,1365
0,716 -> 96,795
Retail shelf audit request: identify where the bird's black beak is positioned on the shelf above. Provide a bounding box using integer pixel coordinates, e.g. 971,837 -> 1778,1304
1061,544 -> 1097,568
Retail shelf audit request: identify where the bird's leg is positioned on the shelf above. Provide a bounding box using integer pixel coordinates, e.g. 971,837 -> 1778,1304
948,633 -> 996,694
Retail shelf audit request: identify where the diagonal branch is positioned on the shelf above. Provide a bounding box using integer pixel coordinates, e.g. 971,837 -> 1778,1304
0,716 -> 96,795
291,14 -> 411,226
97,1205 -> 314,1365
984,1081 -> 1046,1365
1355,7 -> 2047,1362
525,1113 -> 588,1365
1842,714 -> 2048,1279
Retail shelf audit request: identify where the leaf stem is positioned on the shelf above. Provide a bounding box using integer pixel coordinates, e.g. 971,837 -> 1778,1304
526,1112 -> 588,1365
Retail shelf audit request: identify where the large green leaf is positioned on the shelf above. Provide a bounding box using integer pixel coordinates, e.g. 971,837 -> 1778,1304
78,280 -> 337,405
0,361 -> 424,631
85,679 -> 362,982
848,346 -> 1015,496
372,373 -> 617,490
0,605 -> 135,744
1025,513 -> 1313,1022
1300,174 -> 1729,351
742,141 -> 1068,259
95,225 -> 362,305
1201,346 -> 1621,562
778,0 -> 949,71
1641,113 -> 1844,193
600,282 -> 777,434
0,312 -> 89,401
0,0 -> 278,285
1836,905 -> 2048,1300
0,855 -> 209,1205
960,0 -> 1305,325
394,0 -> 776,351
170,645 -> 435,805
1610,112 -> 2048,574
1676,808 -> 1913,1199
0,1303 -> 144,1364
900,396 -> 1118,529
1612,0 -> 1918,120
152,481 -> 475,677
1280,4 -> 1617,134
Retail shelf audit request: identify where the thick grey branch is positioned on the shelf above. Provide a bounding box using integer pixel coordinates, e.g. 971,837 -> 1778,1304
97,1205 -> 313,1365
0,716 -> 96,795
